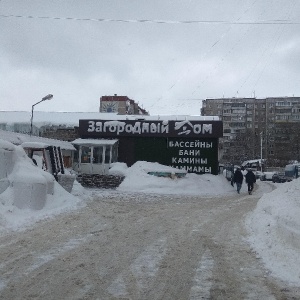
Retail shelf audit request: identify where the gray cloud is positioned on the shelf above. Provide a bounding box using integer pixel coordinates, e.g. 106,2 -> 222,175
0,0 -> 300,115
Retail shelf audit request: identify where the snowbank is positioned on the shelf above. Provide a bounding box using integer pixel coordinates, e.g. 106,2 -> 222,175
246,178 -> 300,285
116,161 -> 234,196
108,162 -> 129,176
0,139 -> 84,231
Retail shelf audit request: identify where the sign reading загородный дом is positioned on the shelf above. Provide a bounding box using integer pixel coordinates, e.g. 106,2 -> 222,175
79,120 -> 222,138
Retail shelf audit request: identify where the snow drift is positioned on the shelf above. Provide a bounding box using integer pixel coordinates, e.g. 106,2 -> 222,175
246,178 -> 300,285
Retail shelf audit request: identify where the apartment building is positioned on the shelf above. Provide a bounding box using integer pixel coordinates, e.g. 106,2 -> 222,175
99,94 -> 149,115
201,97 -> 300,166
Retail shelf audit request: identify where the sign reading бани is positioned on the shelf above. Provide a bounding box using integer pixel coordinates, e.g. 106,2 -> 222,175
79,120 -> 222,138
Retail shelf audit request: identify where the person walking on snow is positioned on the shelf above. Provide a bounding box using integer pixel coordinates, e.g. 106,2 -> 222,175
245,168 -> 256,195
233,167 -> 243,194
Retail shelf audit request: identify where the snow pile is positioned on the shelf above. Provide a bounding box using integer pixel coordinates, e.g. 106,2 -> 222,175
116,161 -> 233,196
246,178 -> 300,285
108,162 -> 129,176
0,139 -> 84,231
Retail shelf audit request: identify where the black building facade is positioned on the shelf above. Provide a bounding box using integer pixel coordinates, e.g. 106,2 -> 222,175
79,119 -> 223,175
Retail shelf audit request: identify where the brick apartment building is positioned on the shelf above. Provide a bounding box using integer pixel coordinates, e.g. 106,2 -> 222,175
99,94 -> 149,115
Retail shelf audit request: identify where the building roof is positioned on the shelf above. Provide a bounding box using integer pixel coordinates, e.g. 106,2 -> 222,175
0,129 -> 76,150
72,138 -> 119,146
0,111 -> 219,128
101,95 -> 132,102
0,111 -> 115,127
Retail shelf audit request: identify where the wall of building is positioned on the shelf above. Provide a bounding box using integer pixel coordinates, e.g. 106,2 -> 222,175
78,119 -> 223,175
202,97 -> 300,166
99,95 -> 149,115
40,126 -> 80,142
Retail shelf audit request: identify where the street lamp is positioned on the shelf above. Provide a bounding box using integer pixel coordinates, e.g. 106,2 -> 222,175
30,94 -> 53,136
260,132 -> 263,171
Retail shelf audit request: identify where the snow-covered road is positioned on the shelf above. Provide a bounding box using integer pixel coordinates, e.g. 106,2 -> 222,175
0,182 -> 299,299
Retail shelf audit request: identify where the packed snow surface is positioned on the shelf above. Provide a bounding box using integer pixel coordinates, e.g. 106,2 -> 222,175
0,137 -> 300,285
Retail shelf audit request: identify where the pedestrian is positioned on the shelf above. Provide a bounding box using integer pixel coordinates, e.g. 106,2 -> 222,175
245,168 -> 256,195
233,167 -> 243,194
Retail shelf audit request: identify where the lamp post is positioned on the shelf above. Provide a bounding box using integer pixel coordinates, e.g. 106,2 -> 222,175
260,131 -> 263,171
30,94 -> 53,136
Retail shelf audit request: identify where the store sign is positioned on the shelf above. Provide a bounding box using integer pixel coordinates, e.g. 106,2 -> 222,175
166,137 -> 218,174
79,120 -> 223,138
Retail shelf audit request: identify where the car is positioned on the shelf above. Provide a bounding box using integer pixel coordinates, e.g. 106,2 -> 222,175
272,172 -> 287,183
255,171 -> 264,179
260,171 -> 275,181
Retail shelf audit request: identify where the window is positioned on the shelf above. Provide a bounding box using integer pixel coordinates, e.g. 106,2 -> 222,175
81,146 -> 91,163
93,146 -> 103,163
112,144 -> 118,162
73,145 -> 79,162
105,146 -> 111,163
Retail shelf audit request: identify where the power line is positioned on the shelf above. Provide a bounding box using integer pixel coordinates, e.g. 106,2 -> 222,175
0,14 -> 300,25
156,0 -> 260,103
241,0 -> 298,94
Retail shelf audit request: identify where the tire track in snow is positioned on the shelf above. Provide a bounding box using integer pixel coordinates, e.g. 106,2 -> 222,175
0,236 -> 87,294
189,249 -> 214,300
108,238 -> 167,298
26,237 -> 87,273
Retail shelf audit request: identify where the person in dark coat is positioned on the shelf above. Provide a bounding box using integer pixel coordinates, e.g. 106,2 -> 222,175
245,168 -> 256,195
233,167 -> 244,194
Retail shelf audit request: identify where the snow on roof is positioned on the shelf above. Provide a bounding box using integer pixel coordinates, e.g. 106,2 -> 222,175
0,129 -> 76,150
0,111 -> 219,128
71,138 -> 118,146
0,111 -> 112,127
21,142 -> 50,149
0,139 -> 15,151
241,159 -> 264,166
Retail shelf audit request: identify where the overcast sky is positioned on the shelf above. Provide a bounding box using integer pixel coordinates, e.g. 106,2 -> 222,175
0,0 -> 299,115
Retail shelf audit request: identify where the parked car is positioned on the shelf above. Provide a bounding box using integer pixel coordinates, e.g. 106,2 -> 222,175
254,171 -> 263,180
272,172 -> 287,183
260,171 -> 275,181
284,163 -> 300,181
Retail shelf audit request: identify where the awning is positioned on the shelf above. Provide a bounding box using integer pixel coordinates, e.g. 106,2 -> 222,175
71,138 -> 118,146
